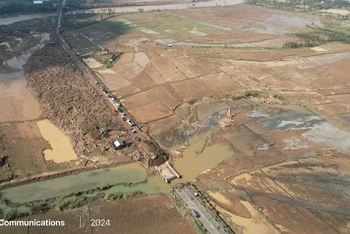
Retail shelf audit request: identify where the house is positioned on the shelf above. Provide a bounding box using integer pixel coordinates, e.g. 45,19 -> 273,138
114,140 -> 125,149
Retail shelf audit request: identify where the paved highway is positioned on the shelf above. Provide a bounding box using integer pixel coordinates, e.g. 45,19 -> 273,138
176,187 -> 227,234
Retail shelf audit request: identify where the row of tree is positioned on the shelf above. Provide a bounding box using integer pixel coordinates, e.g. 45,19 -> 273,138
246,0 -> 350,10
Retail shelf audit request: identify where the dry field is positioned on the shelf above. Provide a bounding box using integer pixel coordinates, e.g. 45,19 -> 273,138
64,4 -> 350,129
118,4 -> 321,45
0,195 -> 197,234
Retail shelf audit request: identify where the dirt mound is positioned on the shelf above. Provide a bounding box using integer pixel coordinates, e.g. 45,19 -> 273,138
24,38 -> 118,155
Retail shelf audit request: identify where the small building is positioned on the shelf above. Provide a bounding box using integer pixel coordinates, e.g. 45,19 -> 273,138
33,0 -> 50,4
114,140 -> 125,149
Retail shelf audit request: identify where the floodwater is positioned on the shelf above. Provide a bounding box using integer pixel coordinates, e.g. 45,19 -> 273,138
1,163 -> 169,203
0,33 -> 50,122
173,128 -> 233,182
1,127 -> 232,203
37,120 -> 77,163
0,79 -> 42,122
0,14 -> 55,25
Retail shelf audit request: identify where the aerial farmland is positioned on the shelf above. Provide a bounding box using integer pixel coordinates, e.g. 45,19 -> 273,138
0,0 -> 350,233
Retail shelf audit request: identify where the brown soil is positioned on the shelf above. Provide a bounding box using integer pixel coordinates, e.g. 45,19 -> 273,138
24,36 -> 122,156
0,195 -> 197,234
0,122 -> 69,179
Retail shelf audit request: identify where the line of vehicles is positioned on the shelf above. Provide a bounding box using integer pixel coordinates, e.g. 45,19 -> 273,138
100,86 -> 137,134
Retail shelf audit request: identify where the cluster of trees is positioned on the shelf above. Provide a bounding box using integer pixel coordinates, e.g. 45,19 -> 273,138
0,0 -> 89,15
284,29 -> 350,48
0,2 -> 56,14
245,0 -> 350,10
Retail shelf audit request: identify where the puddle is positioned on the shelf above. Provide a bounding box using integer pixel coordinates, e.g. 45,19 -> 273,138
37,120 -> 77,163
173,128 -> 233,182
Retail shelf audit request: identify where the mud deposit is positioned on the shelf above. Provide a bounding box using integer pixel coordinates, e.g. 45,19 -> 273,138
37,120 -> 77,163
173,128 -> 233,182
192,104 -> 350,234
0,79 -> 41,122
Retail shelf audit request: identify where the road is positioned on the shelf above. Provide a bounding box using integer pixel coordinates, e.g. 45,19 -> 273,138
56,0 -> 164,155
176,187 -> 227,234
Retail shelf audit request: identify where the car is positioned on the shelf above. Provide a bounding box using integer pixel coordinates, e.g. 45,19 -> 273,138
118,108 -> 125,115
131,128 -> 137,134
101,87 -> 108,94
122,116 -> 126,121
114,101 -> 121,107
191,209 -> 200,218
127,119 -> 135,126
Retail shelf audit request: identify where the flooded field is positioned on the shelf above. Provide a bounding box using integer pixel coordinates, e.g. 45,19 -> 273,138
0,79 -> 41,122
0,33 -> 49,122
173,128 -> 233,182
0,127 -> 231,204
37,120 -> 77,163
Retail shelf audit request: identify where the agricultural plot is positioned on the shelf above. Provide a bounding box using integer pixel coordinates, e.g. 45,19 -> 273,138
59,4 -> 350,233
62,4 -> 350,126
118,4 -> 320,45
0,122 -> 69,177
0,195 -> 197,234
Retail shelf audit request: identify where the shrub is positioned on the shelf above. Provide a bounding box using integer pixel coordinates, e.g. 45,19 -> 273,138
273,93 -> 285,101
4,208 -> 18,221
31,202 -> 49,214
245,90 -> 260,97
